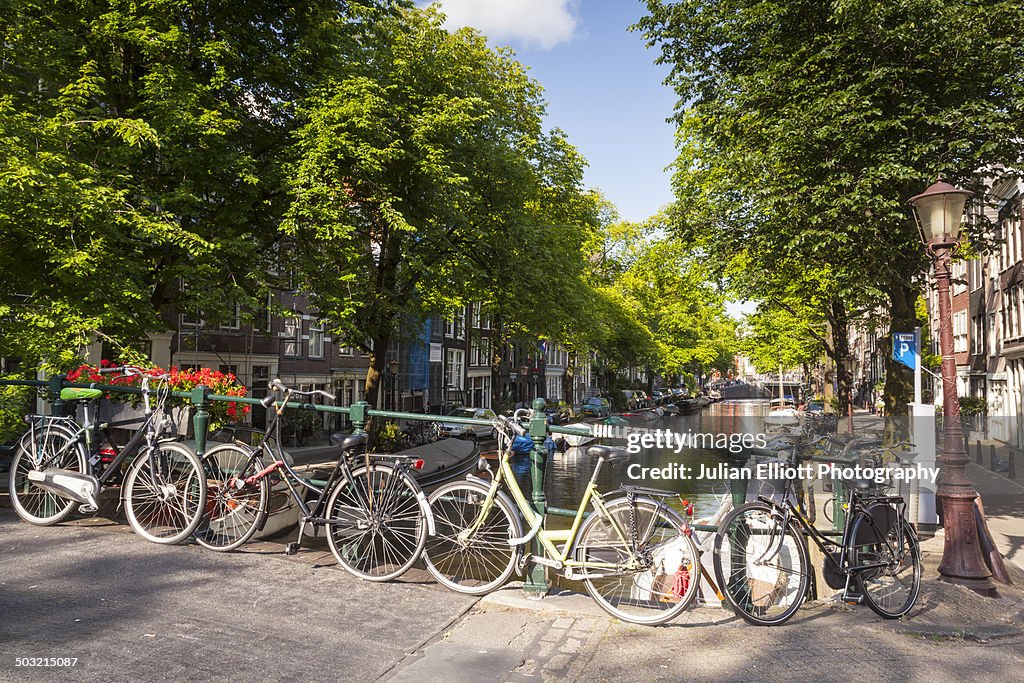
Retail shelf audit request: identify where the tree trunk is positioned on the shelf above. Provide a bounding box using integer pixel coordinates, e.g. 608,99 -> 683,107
364,332 -> 390,411
883,281 -> 918,441
826,301 -> 852,421
490,315 -> 510,412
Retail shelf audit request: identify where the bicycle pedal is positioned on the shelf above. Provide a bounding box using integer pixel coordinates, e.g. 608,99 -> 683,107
284,542 -> 302,556
79,505 -> 98,514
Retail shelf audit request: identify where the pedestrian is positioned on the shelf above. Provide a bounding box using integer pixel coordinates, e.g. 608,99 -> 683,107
875,397 -> 885,417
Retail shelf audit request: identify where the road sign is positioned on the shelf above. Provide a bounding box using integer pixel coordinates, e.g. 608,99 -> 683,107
893,332 -> 917,370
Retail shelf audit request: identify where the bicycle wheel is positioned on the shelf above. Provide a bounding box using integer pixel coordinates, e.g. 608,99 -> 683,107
194,444 -> 269,551
854,515 -> 921,618
325,462 -> 427,581
9,423 -> 87,525
577,497 -> 701,625
713,502 -> 810,626
123,441 -> 207,544
423,480 -> 522,595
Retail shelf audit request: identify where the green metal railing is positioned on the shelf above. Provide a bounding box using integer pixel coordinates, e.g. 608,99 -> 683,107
0,378 -> 590,594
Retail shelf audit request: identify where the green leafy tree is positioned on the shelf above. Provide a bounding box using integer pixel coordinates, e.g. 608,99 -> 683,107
638,0 -> 1024,414
0,1 -> 396,368
283,6 -> 599,406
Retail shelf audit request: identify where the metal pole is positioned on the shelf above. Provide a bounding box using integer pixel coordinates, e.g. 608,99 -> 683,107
914,327 -> 922,405
523,397 -> 549,596
933,247 -> 995,592
190,385 -> 211,458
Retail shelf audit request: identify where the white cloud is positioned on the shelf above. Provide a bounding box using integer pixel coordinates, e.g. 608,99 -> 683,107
428,0 -> 579,50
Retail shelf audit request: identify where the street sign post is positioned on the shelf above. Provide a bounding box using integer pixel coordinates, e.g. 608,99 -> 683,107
893,330 -> 922,404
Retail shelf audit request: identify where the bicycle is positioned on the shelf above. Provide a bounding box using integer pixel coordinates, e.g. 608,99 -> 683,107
712,447 -> 921,626
8,366 -> 207,544
193,379 -> 435,582
422,409 -> 701,625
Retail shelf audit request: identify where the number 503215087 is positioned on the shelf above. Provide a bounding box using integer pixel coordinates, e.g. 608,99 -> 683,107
15,658 -> 78,667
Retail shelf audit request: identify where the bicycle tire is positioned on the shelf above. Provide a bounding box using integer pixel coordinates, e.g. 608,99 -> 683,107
194,444 -> 270,551
577,497 -> 701,625
423,480 -> 522,595
325,462 -> 428,582
123,441 -> 207,544
713,502 -> 810,626
854,515 -> 921,619
9,423 -> 87,525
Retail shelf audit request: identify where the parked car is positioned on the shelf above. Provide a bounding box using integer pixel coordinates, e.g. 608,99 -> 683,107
439,407 -> 498,440
581,397 -> 611,417
801,399 -> 825,416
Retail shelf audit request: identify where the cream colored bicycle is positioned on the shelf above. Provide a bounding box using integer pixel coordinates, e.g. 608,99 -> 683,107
423,410 -> 701,625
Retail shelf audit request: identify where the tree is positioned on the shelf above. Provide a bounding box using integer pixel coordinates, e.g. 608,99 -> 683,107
0,1 -> 395,368
283,6 -> 598,406
638,0 -> 1024,413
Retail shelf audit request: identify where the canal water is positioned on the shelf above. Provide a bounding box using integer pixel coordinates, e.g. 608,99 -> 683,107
512,399 -> 772,522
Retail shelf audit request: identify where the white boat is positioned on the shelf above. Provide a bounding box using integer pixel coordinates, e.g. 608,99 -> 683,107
764,398 -> 801,430
561,422 -> 596,447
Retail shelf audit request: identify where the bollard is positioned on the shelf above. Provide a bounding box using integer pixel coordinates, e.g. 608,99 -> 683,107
190,385 -> 211,457
1010,447 -> 1017,480
48,374 -> 68,418
976,441 -> 982,464
523,397 -> 549,597
990,444 -> 995,470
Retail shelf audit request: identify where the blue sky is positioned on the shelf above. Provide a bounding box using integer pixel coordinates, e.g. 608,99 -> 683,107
421,1 -> 678,224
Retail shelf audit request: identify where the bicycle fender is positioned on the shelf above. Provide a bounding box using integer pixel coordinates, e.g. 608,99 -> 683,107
417,488 -> 436,536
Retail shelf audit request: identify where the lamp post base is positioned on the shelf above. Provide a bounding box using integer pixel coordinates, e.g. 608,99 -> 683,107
936,490 -> 998,596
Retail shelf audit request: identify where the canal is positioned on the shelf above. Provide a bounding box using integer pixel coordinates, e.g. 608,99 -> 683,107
514,399 -> 773,522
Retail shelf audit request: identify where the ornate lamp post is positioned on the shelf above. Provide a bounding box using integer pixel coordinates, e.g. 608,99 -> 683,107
388,358 -> 399,411
909,179 -> 994,591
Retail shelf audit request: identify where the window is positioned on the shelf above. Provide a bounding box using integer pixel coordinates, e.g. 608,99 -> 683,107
445,349 -> 465,390
283,316 -> 301,357
220,302 -> 241,330
471,305 -> 490,330
337,346 -> 355,356
953,311 -> 968,353
309,321 -> 325,359
470,337 -> 490,367
469,375 -> 490,408
253,295 -> 272,333
546,375 -> 562,401
445,309 -> 465,339
253,365 -> 269,381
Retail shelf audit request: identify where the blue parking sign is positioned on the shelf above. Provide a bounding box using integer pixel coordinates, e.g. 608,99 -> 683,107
893,332 -> 917,370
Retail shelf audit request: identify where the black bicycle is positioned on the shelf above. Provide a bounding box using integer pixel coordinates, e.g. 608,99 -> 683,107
8,366 -> 207,544
193,379 -> 434,582
712,451 -> 921,626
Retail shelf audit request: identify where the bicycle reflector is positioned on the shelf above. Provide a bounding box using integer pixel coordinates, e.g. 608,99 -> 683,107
413,459 -> 425,470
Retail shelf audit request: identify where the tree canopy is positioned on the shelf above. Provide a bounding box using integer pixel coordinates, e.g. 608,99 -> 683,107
638,0 -> 1024,409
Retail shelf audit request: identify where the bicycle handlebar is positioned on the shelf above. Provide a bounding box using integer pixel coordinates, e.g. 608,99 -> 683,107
267,379 -> 336,402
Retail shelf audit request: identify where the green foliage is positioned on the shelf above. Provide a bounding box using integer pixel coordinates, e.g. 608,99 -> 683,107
638,0 -> 1024,407
0,381 -> 33,445
958,396 -> 987,417
370,419 -> 406,453
740,303 -> 825,373
0,1 -> 393,366
283,5 -> 600,401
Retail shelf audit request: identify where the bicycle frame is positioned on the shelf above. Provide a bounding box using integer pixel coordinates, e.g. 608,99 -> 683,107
23,385 -> 172,488
468,437 -> 660,575
753,487 -> 912,588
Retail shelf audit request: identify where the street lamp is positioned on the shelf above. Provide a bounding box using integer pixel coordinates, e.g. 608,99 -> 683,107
909,179 -> 994,592
388,358 -> 399,411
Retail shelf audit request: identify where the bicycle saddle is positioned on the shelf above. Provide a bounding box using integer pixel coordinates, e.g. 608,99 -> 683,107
60,387 -> 102,402
332,433 -> 367,453
586,445 -> 628,460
